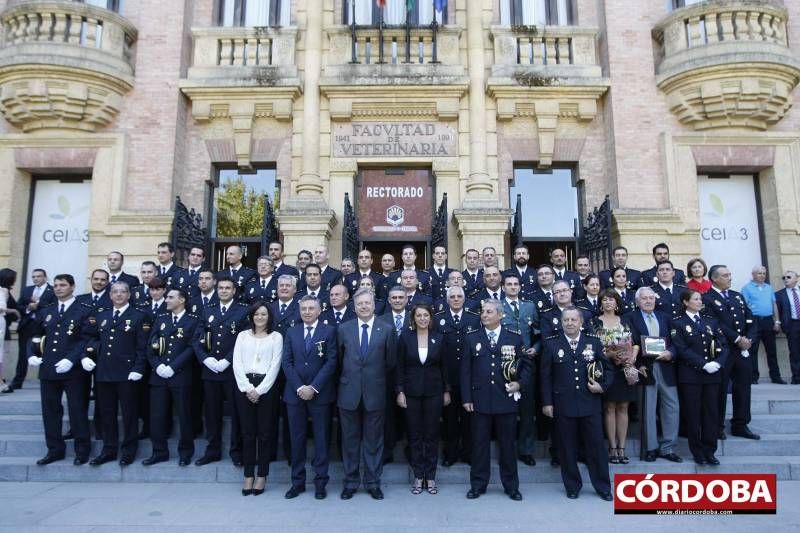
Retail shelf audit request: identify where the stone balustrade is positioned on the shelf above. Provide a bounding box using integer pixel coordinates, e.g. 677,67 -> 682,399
491,25 -> 599,68
326,25 -> 461,67
652,0 -> 800,130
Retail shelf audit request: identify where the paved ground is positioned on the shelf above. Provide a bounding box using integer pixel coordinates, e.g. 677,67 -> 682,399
0,481 -> 796,532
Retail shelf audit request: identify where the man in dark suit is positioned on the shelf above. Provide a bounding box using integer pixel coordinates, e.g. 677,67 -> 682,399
379,285 -> 410,463
192,276 -> 247,466
462,248 -> 484,299
84,281 -> 150,466
7,269 -> 55,392
776,271 -> 800,383
428,245 -> 454,302
650,261 -> 686,319
437,286 -> 480,466
640,243 -> 686,288
503,244 -> 537,301
320,284 -> 355,327
312,245 -> 343,292
702,265 -> 759,440
343,249 -> 382,297
474,266 -> 504,303
461,298 -> 529,501
337,288 -> 397,500
106,251 -> 140,288
538,280 -> 592,340
188,269 -> 219,315
541,307 -> 613,501
599,246 -> 641,290
270,274 -> 301,461
221,245 -> 256,295
143,288 -> 199,466
550,249 -> 581,295
389,244 -> 431,296
269,241 -> 300,278
282,295 -> 338,500
433,270 -> 480,314
298,264 -> 329,311
529,264 -> 556,314
156,242 -> 184,284
400,269 -> 433,310
245,256 -> 278,304
629,287 -> 681,462
26,274 -> 93,465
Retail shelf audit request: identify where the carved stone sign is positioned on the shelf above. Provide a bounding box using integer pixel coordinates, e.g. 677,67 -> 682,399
332,122 -> 457,158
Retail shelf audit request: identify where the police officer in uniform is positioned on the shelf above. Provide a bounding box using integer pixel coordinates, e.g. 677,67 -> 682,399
599,246 -> 641,290
310,245 -> 343,292
298,263 -> 330,311
461,299 -> 529,501
671,288 -> 729,464
541,307 -> 613,500
319,284 -> 355,327
428,246 -> 454,302
268,241 -> 300,278
389,244 -> 431,296
192,275 -> 247,466
188,269 -> 218,314
343,249 -> 382,297
462,248 -> 484,299
106,251 -> 141,288
85,281 -> 150,466
651,261 -> 686,319
640,243 -> 687,288
221,245 -> 256,297
437,286 -> 480,466
131,262 -> 158,308
27,274 -> 93,465
143,288 -> 200,466
702,265 -> 760,440
245,256 -> 279,304
156,242 -> 185,284
270,274 -> 301,461
503,244 -> 537,301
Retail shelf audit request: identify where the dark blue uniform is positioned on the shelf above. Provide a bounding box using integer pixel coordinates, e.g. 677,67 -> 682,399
319,305 -> 356,328
76,291 -> 112,316
436,308 -> 480,464
29,300 -> 93,461
460,327 -> 530,495
641,266 -> 686,288
86,305 -> 150,461
433,295 -> 480,315
405,291 -> 433,311
317,266 -> 343,292
541,333 -> 612,496
502,267 -> 538,301
192,301 -> 248,463
158,263 -> 184,285
270,297 -> 301,460
220,266 -> 257,294
274,263 -> 300,278
671,313 -> 729,462
282,321 -> 338,490
188,291 -> 219,316
343,271 -> 382,297
599,267 -> 641,291
131,284 -> 151,309
537,306 -> 593,341
552,269 -> 581,295
377,272 -> 398,300
244,277 -> 279,304
651,283 -> 686,318
109,271 -> 141,288
428,266 -> 454,302
169,268 -> 201,299
389,269 -> 432,296
462,269 -> 484,299
702,288 -> 756,434
147,311 -> 200,463
297,289 -> 330,313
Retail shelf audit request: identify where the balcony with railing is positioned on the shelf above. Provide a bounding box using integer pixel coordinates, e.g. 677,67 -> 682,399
653,0 -> 800,130
0,0 -> 137,131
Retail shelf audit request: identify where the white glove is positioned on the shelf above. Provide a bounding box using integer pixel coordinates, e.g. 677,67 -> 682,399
54,359 -> 74,374
127,372 -> 143,382
741,350 -> 750,359
161,366 -> 175,379
703,362 -> 721,374
215,359 -> 231,372
81,358 -> 96,372
203,357 -> 220,373
27,356 -> 43,367
155,364 -> 169,378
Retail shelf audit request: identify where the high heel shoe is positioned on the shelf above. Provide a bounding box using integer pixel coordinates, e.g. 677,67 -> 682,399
426,480 -> 438,495
242,477 -> 254,496
252,476 -> 266,496
608,447 -> 620,464
411,478 -> 423,495
618,447 -> 630,464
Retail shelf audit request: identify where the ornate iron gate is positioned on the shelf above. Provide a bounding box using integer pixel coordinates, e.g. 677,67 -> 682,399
170,196 -> 207,265
579,195 -> 613,275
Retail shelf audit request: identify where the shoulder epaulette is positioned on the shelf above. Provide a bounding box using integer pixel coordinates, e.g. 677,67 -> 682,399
465,309 -> 480,316
434,309 -> 447,315
506,328 -> 521,336
544,334 -> 559,340
586,333 -> 600,338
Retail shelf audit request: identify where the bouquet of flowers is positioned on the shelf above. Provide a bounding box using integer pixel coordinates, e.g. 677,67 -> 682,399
599,325 -> 640,385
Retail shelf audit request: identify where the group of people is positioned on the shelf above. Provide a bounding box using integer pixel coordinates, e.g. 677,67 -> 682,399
0,239 -> 797,502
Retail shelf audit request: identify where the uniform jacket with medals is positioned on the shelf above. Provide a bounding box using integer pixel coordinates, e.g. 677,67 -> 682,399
85,306 -> 150,382
147,312 -> 200,387
192,301 -> 249,381
320,305 -> 356,329
282,322 -> 338,405
670,313 -> 729,384
540,334 -> 612,417
435,308 -> 480,393
244,277 -> 279,304
460,327 -> 531,415
271,297 -> 301,337
29,301 -> 93,381
701,288 -> 756,351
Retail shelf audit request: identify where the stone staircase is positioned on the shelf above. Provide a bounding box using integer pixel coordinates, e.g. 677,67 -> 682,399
0,382 -> 798,484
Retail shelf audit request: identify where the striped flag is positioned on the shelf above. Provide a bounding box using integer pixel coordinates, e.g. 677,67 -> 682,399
406,0 -> 414,11
434,0 -> 447,11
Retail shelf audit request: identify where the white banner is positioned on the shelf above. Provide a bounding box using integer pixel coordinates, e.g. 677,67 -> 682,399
26,180 -> 91,294
698,175 -> 763,289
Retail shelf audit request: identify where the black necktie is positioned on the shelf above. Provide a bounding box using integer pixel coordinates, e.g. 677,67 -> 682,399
305,326 -> 313,351
221,306 -> 227,315
111,275 -> 117,283
360,324 -> 369,359
281,303 -> 287,315
492,292 -> 499,300
203,296 -> 209,306
113,309 -> 120,321
93,295 -> 99,303
694,315 -> 701,327
59,303 -> 65,316
723,290 -> 729,300
546,292 -> 552,305
438,268 -> 443,277
471,273 -> 476,283
453,314 -> 460,325
153,303 -> 158,312
161,266 -> 166,275
511,301 -> 519,318
261,280 -> 266,289
173,315 -> 178,326
335,311 -> 342,323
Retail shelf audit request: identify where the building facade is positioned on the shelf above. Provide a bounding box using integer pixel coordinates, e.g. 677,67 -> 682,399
0,0 -> 798,290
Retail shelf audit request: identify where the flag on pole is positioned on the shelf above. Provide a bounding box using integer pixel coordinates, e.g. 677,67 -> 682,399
434,0 -> 447,12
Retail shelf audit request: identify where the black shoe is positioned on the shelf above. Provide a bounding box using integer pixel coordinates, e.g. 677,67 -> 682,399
194,455 -> 220,466
718,430 -> 727,440
519,455 -> 536,466
73,457 -> 88,466
315,488 -> 327,500
693,456 -> 707,465
599,492 -> 613,501
340,488 -> 356,500
119,457 -> 133,467
752,378 -> 759,385
731,427 -> 761,440
36,453 -> 65,466
442,459 -> 455,467
62,431 -> 74,440
658,452 -> 683,463
382,457 -> 393,466
137,432 -> 149,441
507,490 -> 523,501
566,491 -> 579,499
706,455 -> 720,466
285,486 -> 305,499
178,459 -> 190,467
1,387 -> 14,394
772,378 -> 788,384
466,488 -> 483,499
232,459 -> 244,467
550,457 -> 560,467
90,453 -> 117,466
644,450 -> 657,462
368,487 -> 384,500
142,455 -> 168,466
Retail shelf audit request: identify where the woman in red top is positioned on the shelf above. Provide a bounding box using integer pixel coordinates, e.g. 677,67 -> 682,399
686,258 -> 712,294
